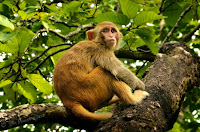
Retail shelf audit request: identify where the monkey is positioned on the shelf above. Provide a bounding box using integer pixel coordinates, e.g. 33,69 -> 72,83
53,21 -> 149,122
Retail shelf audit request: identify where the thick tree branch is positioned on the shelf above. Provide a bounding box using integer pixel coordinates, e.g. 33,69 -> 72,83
95,42 -> 200,131
0,42 -> 199,131
115,50 -> 155,62
0,104 -> 67,130
29,48 -> 155,73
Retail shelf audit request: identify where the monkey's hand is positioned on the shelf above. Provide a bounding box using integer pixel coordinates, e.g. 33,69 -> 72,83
135,79 -> 145,91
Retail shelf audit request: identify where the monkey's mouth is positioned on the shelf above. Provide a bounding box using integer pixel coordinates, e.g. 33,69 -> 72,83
109,39 -> 115,42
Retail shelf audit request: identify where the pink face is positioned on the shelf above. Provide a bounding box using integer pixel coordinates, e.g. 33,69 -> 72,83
101,26 -> 118,48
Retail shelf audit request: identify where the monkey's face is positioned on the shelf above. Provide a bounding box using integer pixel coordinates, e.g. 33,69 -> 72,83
100,26 -> 118,49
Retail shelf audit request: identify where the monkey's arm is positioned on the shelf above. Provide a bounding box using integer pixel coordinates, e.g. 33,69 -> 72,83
95,56 -> 145,90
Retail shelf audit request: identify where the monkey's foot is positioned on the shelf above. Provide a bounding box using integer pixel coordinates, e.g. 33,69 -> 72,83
132,90 -> 149,104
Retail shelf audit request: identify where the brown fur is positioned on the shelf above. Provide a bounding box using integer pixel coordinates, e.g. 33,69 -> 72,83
53,21 -> 149,122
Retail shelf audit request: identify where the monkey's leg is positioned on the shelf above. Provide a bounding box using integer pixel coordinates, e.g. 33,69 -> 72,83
66,67 -> 115,121
112,81 -> 149,105
70,102 -> 112,121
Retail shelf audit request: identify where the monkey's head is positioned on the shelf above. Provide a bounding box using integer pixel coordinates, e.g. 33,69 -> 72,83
87,21 -> 123,50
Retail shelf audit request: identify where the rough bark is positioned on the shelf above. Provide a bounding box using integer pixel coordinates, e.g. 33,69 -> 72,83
0,42 -> 199,131
95,41 -> 200,132
115,49 -> 155,62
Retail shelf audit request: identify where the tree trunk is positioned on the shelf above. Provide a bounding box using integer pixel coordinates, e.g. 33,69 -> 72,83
0,42 -> 199,131
94,42 -> 200,132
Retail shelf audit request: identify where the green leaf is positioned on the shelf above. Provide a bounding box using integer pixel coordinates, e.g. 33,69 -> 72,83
3,84 -> 16,101
135,28 -> 158,54
1,28 -> 35,55
0,30 -> 18,43
0,42 -> 16,53
137,62 -> 152,77
21,67 -> 27,78
197,6 -> 200,18
30,47 -> 45,52
16,27 -> 35,56
62,1 -> 81,16
131,0 -> 144,3
48,45 -> 69,65
2,0 -> 18,11
41,20 -> 49,31
13,81 -> 37,103
168,122 -> 184,132
27,74 -> 52,95
134,11 -> 163,26
0,15 -> 14,30
13,63 -> 19,72
24,0 -> 40,6
131,38 -> 146,50
0,80 -> 13,88
0,95 -> 7,103
120,0 -> 138,19
0,58 -> 13,69
18,10 -> 27,20
95,12 -> 130,25
119,40 -> 126,49
162,2 -> 182,27
45,3 -> 59,12
19,1 -> 26,10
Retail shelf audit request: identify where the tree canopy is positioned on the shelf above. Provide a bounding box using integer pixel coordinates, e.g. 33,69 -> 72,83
0,0 -> 200,131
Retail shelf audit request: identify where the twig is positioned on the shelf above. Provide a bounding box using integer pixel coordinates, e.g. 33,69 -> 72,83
92,1 -> 98,16
0,64 -> 13,80
24,43 -> 72,69
136,61 -> 147,75
49,18 -> 78,27
63,23 -> 94,39
21,30 -> 41,57
37,23 -> 94,40
21,23 -> 94,62
181,24 -> 200,42
38,68 -> 48,81
159,0 -> 166,14
30,47 -> 70,73
161,1 -> 175,13
162,5 -> 192,45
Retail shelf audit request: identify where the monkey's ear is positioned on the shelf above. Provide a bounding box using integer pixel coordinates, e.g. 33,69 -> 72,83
87,30 -> 94,40
120,32 -> 123,38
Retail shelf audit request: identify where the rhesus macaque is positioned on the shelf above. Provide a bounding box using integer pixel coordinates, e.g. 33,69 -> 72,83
53,21 -> 149,122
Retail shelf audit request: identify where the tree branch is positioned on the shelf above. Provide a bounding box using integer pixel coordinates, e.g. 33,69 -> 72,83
24,43 -> 72,69
181,24 -> 200,42
115,50 -> 155,62
1,42 -> 199,131
162,5 -> 192,45
21,22 -> 94,63
0,104 -> 67,130
39,23 -> 94,40
159,0 -> 166,14
30,47 -> 70,73
28,46 -> 156,73
49,18 -> 79,28
95,42 -> 200,132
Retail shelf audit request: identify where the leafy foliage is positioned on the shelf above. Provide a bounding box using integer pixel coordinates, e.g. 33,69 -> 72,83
0,0 -> 199,131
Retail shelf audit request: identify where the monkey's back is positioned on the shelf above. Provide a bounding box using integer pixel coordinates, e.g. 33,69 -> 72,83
53,41 -> 104,103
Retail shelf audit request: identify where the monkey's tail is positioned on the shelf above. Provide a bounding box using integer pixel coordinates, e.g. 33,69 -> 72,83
70,103 -> 112,121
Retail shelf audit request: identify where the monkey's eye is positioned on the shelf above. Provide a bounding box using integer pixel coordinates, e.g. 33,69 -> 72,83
111,28 -> 116,33
102,28 -> 109,33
